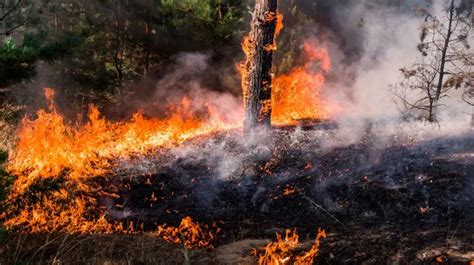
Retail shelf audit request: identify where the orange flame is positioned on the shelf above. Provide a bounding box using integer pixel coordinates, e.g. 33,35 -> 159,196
272,42 -> 331,125
6,7 -> 332,234
4,189 -> 116,234
156,216 -> 219,249
240,11 -> 284,106
240,10 -> 330,126
256,228 -> 326,265
7,88 -> 241,195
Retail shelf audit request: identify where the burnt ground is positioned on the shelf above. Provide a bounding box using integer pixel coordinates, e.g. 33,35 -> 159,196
2,124 -> 474,264
86,124 -> 474,264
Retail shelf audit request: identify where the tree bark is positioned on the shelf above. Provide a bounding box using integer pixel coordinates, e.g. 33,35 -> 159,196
243,0 -> 279,132
114,0 -> 124,95
435,0 -> 455,101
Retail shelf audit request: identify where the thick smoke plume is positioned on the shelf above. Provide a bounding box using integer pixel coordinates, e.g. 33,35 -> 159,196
319,0 -> 473,125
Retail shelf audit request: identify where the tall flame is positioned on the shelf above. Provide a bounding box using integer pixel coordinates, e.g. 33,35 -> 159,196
240,12 -> 284,107
7,88 -> 241,194
272,42 -> 331,125
240,11 -> 331,126
5,8 -> 332,235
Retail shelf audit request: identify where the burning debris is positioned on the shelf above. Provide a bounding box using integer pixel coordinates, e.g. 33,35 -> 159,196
254,228 -> 326,265
7,88 -> 241,195
241,0 -> 281,131
156,216 -> 219,249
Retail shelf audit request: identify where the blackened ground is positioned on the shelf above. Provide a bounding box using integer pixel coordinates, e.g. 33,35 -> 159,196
86,125 -> 474,264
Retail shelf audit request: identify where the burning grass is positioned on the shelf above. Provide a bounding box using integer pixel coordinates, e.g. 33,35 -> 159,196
156,216 -> 220,249
253,228 -> 326,265
7,88 -> 241,196
3,34 -> 333,237
1,122 -> 473,263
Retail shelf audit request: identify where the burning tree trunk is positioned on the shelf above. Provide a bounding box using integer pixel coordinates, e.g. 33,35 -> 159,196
242,0 -> 279,132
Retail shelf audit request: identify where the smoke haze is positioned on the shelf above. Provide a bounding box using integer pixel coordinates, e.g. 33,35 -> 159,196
318,0 -> 472,125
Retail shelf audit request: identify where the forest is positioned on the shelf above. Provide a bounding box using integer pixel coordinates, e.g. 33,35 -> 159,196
0,0 -> 473,264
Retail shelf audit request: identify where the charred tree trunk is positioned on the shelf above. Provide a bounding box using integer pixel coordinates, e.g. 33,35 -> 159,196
243,0 -> 279,132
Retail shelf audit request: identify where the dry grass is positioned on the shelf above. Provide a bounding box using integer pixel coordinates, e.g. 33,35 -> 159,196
0,101 -> 24,152
0,120 -> 14,152
0,232 -> 220,265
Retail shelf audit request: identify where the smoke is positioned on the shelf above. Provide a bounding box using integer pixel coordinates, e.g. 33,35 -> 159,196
121,0 -> 473,168
141,52 -> 243,124
316,0 -> 473,125
102,0 -> 473,215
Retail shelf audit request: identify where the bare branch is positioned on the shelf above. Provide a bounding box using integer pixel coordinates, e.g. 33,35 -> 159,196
0,0 -> 23,22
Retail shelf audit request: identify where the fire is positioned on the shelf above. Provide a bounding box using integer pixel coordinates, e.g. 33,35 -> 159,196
272,42 -> 331,125
255,228 -> 326,265
264,12 -> 284,52
5,7 -> 332,235
240,11 -> 284,107
156,216 -> 219,249
4,190 -> 115,234
7,88 -> 240,195
283,186 -> 297,196
4,88 -> 236,233
240,10 -> 331,126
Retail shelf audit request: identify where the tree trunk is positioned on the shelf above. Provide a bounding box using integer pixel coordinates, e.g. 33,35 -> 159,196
243,0 -> 279,132
435,0 -> 455,101
430,0 -> 454,122
144,0 -> 152,79
114,0 -> 124,96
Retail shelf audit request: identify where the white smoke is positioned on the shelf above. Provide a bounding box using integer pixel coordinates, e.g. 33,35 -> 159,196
323,0 -> 473,125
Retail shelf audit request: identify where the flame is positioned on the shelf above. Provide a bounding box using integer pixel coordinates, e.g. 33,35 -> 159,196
240,10 -> 331,126
4,188 -> 117,234
5,88 -> 239,232
5,7 -> 332,234
240,11 -> 284,108
264,12 -> 284,52
156,216 -> 219,249
283,186 -> 297,196
7,88 -> 241,195
256,228 -> 326,265
272,42 -> 331,125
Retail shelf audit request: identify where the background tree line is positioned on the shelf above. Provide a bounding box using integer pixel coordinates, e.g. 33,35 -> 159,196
0,0 -> 249,92
0,0 -> 471,123
0,0 -> 330,112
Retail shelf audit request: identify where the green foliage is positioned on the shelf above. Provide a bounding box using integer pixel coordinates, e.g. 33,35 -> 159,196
0,37 -> 36,86
159,0 -> 244,44
0,31 -> 83,86
0,150 -> 7,163
0,0 -> 248,92
275,1 -> 317,75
